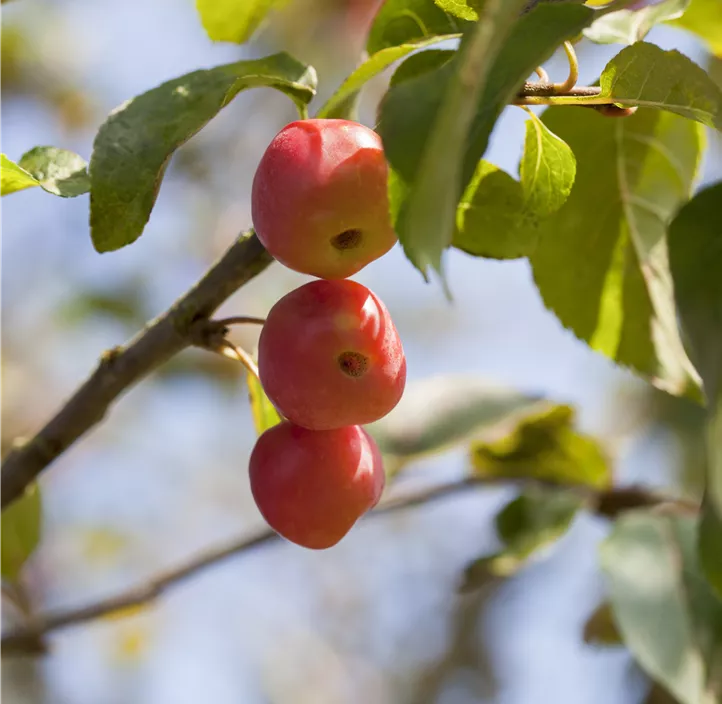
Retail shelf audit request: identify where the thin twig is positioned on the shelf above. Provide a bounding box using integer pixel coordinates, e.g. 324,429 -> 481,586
1,476 -> 697,655
1,231 -> 273,509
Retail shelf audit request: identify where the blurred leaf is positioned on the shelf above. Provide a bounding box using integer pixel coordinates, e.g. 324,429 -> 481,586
157,351 -> 247,392
588,43 -> 722,129
378,1 -> 594,281
584,601 -> 624,646
317,35 -> 459,119
470,404 -> 611,489
668,0 -> 722,56
461,485 -> 583,590
1,154 -> 39,195
585,0 -> 690,45
454,112 -> 575,259
698,498 -> 722,599
366,375 -> 544,461
89,53 -> 317,253
58,286 -> 148,327
668,183 -> 722,513
496,486 -> 582,556
531,107 -> 703,399
601,513 -> 722,704
247,371 -> 282,435
1,483 -> 41,581
195,0 -> 287,44
645,684 -> 684,704
367,0 -> 469,54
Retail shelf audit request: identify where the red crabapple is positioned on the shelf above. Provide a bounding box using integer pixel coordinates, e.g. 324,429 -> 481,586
249,421 -> 385,549
251,119 -> 397,279
258,279 -> 406,430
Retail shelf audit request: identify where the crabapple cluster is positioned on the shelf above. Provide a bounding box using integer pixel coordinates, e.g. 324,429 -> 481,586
248,119 -> 406,549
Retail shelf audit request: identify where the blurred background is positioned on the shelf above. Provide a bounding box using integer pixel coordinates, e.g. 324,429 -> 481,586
2,1 -> 721,702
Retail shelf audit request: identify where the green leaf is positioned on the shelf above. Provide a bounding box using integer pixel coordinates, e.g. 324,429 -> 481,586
460,485 -> 583,590
453,113 -> 575,259
454,161 -> 529,258
195,0 -> 286,44
600,513 -> 722,704
366,374 -> 544,460
388,48 -> 455,86
520,110 -> 577,218
317,35 -> 459,120
19,147 -> 90,197
575,43 -> 722,129
434,0 -> 480,21
668,0 -> 722,57
470,404 -> 611,489
1,483 -> 42,581
367,0 -> 469,54
89,53 -> 317,253
584,602 -> 624,646
530,107 -> 703,399
1,148 -> 89,197
584,0 -> 690,45
698,497 -> 722,599
377,1 -> 595,281
668,182 -> 722,512
247,371 -> 281,435
1,154 -> 38,196
496,486 -> 582,559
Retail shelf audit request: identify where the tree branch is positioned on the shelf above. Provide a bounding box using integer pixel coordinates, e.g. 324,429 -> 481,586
1,476 -> 697,655
1,231 -> 273,509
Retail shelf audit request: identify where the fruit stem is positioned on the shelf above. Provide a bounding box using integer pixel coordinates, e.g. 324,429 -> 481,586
214,316 -> 266,328
217,339 -> 261,381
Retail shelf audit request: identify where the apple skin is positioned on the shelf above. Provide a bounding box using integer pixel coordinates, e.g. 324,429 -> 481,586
249,421 -> 385,549
258,279 -> 406,430
251,119 -> 397,279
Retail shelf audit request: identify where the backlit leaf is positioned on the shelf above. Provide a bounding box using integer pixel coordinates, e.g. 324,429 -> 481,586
668,0 -> 722,57
195,0 -> 286,44
531,107 -> 703,398
584,0 -> 690,45
248,371 -> 282,435
453,113 -> 575,259
1,483 -> 41,581
470,404 -> 611,488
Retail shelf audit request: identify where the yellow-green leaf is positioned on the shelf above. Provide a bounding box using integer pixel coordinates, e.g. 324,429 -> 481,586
195,0 -> 287,44
669,0 -> 722,56
2,148 -> 89,197
470,404 -> 611,488
531,107 -> 704,399
1,483 -> 42,581
247,372 -> 281,435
